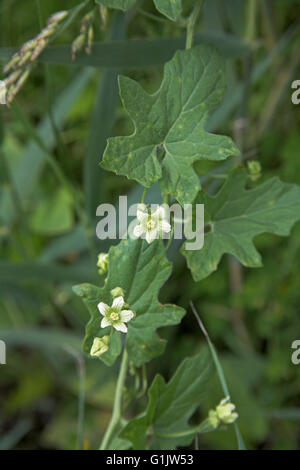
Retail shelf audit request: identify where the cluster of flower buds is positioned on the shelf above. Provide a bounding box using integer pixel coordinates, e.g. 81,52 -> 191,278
208,396 -> 238,429
71,8 -> 99,62
2,10 -> 68,105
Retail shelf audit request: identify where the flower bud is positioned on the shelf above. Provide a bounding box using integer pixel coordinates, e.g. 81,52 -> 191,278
111,287 -> 125,299
97,252 -> 109,275
247,160 -> 262,182
71,34 -> 86,61
90,336 -> 110,357
207,397 -> 238,429
48,11 -> 69,25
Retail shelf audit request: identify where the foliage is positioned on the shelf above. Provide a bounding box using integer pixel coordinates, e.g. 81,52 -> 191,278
0,0 -> 300,451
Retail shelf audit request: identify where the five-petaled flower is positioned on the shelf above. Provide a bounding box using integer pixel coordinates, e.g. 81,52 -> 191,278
208,397 -> 238,429
98,296 -> 134,333
133,203 -> 171,244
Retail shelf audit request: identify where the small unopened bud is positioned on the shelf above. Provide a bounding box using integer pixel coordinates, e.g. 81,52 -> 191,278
0,83 -> 7,105
97,252 -> 109,275
247,160 -> 262,182
86,25 -> 94,55
4,69 -> 22,87
18,50 -> 33,67
20,39 -> 37,55
90,336 -> 110,357
31,39 -> 47,62
48,10 -> 69,25
3,54 -> 20,74
111,287 -> 125,299
71,34 -> 86,61
7,67 -> 31,104
37,24 -> 56,41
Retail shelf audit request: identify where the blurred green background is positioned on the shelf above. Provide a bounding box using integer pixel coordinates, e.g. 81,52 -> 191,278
0,0 -> 300,450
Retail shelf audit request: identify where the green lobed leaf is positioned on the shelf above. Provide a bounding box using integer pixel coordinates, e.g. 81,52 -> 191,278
182,168 -> 300,281
120,349 -> 213,449
73,238 -> 185,367
153,0 -> 182,20
101,45 -> 239,205
96,0 -> 182,20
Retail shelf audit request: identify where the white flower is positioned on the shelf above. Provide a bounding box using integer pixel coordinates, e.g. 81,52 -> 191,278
90,336 -> 110,357
208,397 -> 238,428
133,204 -> 171,244
98,296 -> 134,333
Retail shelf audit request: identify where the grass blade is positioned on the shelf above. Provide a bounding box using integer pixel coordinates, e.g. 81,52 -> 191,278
190,301 -> 247,450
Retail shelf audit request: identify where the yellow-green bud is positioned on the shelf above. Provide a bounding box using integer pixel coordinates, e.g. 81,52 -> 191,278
86,25 -> 94,55
71,34 -> 86,61
90,336 -> 110,357
208,410 -> 220,429
216,397 -> 238,424
97,252 -> 109,275
247,160 -> 262,182
207,397 -> 238,429
111,287 -> 125,299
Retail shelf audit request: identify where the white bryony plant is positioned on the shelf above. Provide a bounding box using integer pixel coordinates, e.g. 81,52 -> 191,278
98,296 -> 135,333
208,397 -> 238,429
133,203 -> 171,244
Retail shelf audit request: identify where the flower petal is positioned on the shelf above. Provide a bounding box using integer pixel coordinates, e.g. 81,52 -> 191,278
112,296 -> 124,310
97,302 -> 109,316
160,220 -> 171,233
120,309 -> 134,323
113,322 -> 128,333
137,204 -> 148,222
151,205 -> 166,220
101,317 -> 111,328
145,228 -> 158,244
133,223 -> 144,238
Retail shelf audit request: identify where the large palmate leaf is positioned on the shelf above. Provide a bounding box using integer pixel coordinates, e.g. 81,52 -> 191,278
120,349 -> 213,449
182,168 -> 300,281
96,0 -> 182,20
73,238 -> 185,366
101,45 -> 239,206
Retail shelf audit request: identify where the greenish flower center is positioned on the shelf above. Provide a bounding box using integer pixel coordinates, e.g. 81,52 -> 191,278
109,311 -> 120,322
147,219 -> 156,230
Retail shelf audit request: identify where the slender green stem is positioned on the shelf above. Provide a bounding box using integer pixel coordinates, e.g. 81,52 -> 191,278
100,349 -> 129,450
245,0 -> 257,44
141,187 -> 147,203
154,418 -> 213,439
185,0 -> 204,50
76,355 -> 86,450
165,225 -> 174,252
